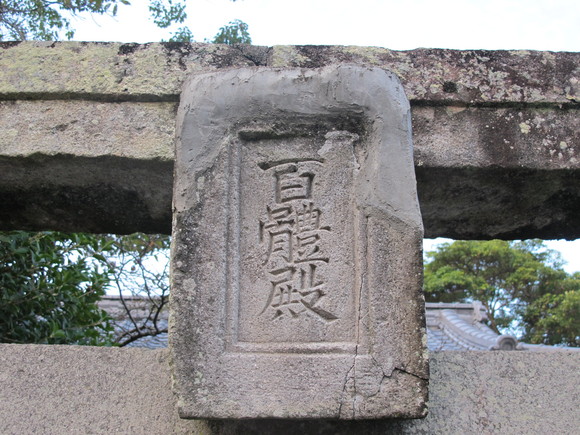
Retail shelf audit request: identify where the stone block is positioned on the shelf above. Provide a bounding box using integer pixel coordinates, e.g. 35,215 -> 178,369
171,65 -> 427,419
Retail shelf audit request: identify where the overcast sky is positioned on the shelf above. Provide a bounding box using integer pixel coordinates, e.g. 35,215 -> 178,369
71,0 -> 579,51
70,0 -> 579,272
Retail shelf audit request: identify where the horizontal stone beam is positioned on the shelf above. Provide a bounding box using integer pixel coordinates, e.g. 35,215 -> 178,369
0,345 -> 578,433
1,42 -> 577,106
0,42 -> 578,239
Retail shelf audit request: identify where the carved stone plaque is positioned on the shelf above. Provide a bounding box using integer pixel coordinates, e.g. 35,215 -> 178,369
171,66 -> 428,419
236,133 -> 358,350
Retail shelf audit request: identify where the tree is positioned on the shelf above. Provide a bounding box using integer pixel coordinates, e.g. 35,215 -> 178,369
211,19 -> 251,45
424,239 -> 580,347
100,233 -> 170,347
0,231 -> 114,345
521,284 -> 580,347
0,230 -> 170,346
0,0 -> 247,43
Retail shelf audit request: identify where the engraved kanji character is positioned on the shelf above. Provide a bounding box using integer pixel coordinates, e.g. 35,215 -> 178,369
295,201 -> 321,232
260,266 -> 300,316
264,229 -> 293,265
262,205 -> 294,229
296,264 -> 337,321
261,264 -> 337,321
274,165 -> 314,203
296,233 -> 324,262
260,205 -> 296,265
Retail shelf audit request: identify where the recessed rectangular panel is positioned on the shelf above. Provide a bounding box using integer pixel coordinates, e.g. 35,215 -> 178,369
232,135 -> 359,350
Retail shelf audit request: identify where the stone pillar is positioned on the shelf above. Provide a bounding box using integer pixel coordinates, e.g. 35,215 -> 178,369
171,65 -> 427,419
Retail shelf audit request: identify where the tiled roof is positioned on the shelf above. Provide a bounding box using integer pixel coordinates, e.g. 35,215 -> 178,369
426,301 -> 579,352
99,297 -> 578,351
426,302 -> 520,351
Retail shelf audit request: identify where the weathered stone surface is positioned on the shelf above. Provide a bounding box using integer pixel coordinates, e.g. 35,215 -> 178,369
269,46 -> 579,107
0,100 -> 176,160
0,344 -> 204,435
0,41 -> 267,100
171,65 -> 427,419
413,106 -> 579,169
210,351 -> 580,434
413,105 -> 580,239
1,345 -> 578,434
0,99 -> 175,233
0,154 -> 172,234
1,42 -> 577,106
0,43 -> 578,239
1,103 -> 578,238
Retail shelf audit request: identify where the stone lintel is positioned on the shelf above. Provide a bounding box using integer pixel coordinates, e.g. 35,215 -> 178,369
1,103 -> 577,239
170,66 -> 427,419
0,43 -> 578,239
1,42 -> 578,107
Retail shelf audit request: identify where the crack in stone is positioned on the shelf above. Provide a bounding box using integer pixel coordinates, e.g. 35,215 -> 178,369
338,266 -> 367,419
393,366 -> 429,382
371,354 -> 389,378
359,366 -> 428,402
338,360 -> 355,418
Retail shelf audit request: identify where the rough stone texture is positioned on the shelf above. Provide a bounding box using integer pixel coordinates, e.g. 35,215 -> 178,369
413,106 -> 579,169
269,46 -> 579,107
171,65 -> 427,419
1,345 -> 578,434
412,104 -> 580,239
0,42 -> 578,238
0,41 -> 269,100
0,100 -> 175,160
1,42 -> 577,105
0,99 -> 174,233
0,344 -> 203,434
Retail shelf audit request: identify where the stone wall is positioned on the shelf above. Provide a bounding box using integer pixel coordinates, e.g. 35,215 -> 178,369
0,344 -> 578,434
1,42 -> 578,239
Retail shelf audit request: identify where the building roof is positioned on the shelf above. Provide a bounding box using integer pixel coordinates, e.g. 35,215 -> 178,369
99,296 -> 578,351
426,301 -> 579,352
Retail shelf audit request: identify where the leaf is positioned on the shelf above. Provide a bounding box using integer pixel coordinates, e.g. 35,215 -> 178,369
50,329 -> 66,339
93,253 -> 108,263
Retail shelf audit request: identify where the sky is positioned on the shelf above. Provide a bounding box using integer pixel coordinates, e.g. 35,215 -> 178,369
69,0 -> 580,273
70,0 -> 580,51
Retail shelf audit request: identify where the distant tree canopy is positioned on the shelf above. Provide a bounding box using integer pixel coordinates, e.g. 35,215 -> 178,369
0,231 -> 114,345
0,231 -> 169,346
424,240 -> 580,347
210,19 -> 251,45
0,0 -> 249,43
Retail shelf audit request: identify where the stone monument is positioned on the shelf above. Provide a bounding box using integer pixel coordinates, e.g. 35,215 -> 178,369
170,65 -> 428,419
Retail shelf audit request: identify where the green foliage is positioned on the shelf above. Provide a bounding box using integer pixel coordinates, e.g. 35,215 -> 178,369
168,25 -> 193,42
148,0 -> 192,42
0,0 -> 247,44
0,0 -> 130,41
522,288 -> 580,347
0,231 -> 171,346
148,0 -> 186,28
0,231 -> 114,345
211,19 -> 251,45
424,240 -> 580,346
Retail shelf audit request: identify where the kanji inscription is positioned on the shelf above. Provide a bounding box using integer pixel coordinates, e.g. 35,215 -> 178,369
236,134 -> 360,346
259,161 -> 336,321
